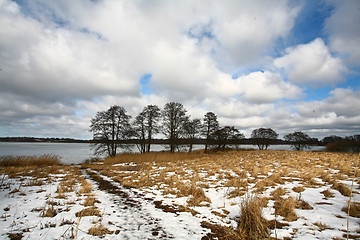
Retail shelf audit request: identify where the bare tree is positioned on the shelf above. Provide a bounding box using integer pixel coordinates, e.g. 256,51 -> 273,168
214,126 -> 244,151
284,131 -> 312,151
202,112 -> 219,152
133,111 -> 146,153
90,105 -> 133,157
133,105 -> 161,153
183,117 -> 202,152
143,105 -> 161,152
251,128 -> 278,150
161,102 -> 187,152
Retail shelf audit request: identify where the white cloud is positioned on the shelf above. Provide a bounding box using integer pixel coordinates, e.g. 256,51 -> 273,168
296,88 -> 360,119
274,38 -> 347,86
235,71 -> 302,103
325,0 -> 360,65
0,0 -> 358,139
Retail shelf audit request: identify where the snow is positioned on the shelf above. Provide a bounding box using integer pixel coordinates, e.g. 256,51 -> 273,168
1,150 -> 359,239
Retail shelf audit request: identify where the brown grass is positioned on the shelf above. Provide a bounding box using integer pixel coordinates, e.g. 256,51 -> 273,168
342,202 -> 360,218
274,197 -> 298,221
293,186 -> 305,193
40,205 -> 57,217
321,189 -> 335,198
296,199 -> 313,210
75,207 -> 101,217
270,187 -> 286,200
88,224 -> 113,236
332,182 -> 352,197
79,180 -> 93,194
104,150 -> 204,165
0,155 -> 60,167
313,221 -> 328,231
83,196 -> 100,207
237,195 -> 269,239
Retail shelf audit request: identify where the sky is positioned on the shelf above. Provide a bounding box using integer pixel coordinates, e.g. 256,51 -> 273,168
0,0 -> 359,140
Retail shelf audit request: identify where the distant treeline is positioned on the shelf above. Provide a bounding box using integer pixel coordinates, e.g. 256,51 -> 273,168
323,135 -> 360,153
0,137 -> 92,143
0,136 -> 314,145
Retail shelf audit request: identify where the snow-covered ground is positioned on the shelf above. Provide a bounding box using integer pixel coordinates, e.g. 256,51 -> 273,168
0,150 -> 359,239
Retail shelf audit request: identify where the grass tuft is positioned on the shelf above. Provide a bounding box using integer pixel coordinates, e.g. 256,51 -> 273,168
40,206 -> 57,218
75,207 -> 101,217
88,224 -> 113,236
332,182 -> 352,197
237,195 -> 269,239
274,197 -> 298,222
342,202 -> 360,218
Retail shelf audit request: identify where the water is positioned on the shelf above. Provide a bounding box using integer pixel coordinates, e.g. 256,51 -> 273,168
0,142 -> 94,165
0,142 -> 325,165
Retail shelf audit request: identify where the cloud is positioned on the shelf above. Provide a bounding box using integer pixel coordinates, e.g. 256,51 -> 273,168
235,71 -> 303,103
0,0 -> 358,140
274,38 -> 347,86
325,0 -> 360,65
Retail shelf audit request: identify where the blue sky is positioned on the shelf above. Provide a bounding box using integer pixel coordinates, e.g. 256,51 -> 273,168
0,0 -> 359,139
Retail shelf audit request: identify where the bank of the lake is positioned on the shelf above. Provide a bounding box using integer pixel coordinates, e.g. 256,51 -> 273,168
0,142 -> 325,164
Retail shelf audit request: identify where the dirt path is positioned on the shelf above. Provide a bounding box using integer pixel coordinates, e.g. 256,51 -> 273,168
84,169 -> 171,239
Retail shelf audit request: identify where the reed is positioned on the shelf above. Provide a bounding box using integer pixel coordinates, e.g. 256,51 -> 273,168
0,155 -> 61,167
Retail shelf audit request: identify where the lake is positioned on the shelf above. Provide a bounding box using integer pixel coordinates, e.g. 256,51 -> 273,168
0,142 -> 325,164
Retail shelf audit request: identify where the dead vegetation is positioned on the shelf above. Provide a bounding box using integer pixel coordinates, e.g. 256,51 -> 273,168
88,224 -> 113,236
0,155 -> 60,167
1,149 -> 358,239
237,195 -> 269,239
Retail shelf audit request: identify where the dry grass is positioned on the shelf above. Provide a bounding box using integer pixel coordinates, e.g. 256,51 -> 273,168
88,224 -> 113,236
75,207 -> 101,217
293,186 -> 305,193
332,182 -> 352,197
270,187 -> 286,200
83,196 -> 100,207
274,197 -> 298,222
40,205 -> 57,217
237,195 -> 269,239
342,202 -> 360,218
313,221 -> 328,231
104,150 -> 204,165
0,155 -> 60,167
321,189 -> 335,198
296,199 -> 313,210
79,180 -> 93,194
82,149 -> 359,236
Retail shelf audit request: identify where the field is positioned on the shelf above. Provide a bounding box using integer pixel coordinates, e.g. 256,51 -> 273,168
0,150 -> 359,239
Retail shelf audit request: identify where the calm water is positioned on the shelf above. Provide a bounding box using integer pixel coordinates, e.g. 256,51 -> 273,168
0,142 -> 325,165
0,142 -> 95,165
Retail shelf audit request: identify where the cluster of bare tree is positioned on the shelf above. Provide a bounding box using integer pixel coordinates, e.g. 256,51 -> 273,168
323,134 -> 360,152
90,102 -> 246,156
89,102 -> 323,157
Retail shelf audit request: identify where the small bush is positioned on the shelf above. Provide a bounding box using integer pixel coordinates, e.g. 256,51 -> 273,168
237,195 -> 269,239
